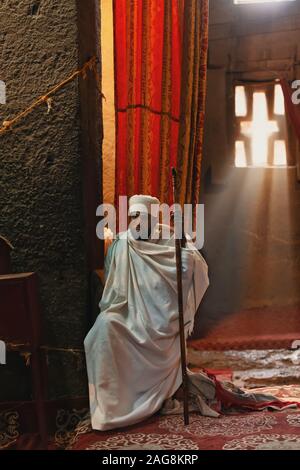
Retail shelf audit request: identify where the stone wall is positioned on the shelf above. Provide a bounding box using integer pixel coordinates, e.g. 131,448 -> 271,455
203,0 -> 300,180
0,0 -> 102,399
196,0 -> 300,336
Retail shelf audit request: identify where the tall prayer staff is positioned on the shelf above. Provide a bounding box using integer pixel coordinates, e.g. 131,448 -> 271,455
171,168 -> 189,426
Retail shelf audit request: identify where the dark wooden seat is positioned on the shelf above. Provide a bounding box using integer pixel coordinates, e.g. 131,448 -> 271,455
0,235 -> 13,274
0,272 -> 48,448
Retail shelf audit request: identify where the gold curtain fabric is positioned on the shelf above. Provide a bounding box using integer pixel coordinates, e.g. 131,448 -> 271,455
177,0 -> 209,207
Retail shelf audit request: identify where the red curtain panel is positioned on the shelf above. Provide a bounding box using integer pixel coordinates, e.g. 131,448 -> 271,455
113,0 -> 209,206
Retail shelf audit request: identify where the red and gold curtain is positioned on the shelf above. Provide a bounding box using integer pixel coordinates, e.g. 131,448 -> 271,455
113,0 -> 209,206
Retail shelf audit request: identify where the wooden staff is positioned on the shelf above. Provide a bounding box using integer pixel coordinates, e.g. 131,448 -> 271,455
171,168 -> 189,426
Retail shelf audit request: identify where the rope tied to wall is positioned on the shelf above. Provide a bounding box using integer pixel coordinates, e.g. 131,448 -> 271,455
0,56 -> 101,136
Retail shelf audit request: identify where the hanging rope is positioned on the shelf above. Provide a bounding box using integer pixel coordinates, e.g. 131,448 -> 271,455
0,56 -> 99,135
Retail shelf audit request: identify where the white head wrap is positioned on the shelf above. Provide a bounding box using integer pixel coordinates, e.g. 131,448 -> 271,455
128,195 -> 160,216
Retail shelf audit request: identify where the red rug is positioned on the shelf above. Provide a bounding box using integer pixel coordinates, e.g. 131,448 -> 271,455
68,411 -> 300,450
2,386 -> 300,450
67,386 -> 300,451
0,398 -> 89,450
190,305 -> 300,350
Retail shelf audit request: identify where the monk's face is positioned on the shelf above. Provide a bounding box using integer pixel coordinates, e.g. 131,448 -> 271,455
130,212 -> 158,240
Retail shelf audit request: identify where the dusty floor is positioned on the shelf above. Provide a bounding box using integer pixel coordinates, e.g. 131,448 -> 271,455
188,349 -> 300,389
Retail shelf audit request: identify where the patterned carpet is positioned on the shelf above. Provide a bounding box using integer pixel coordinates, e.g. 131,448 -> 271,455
67,386 -> 300,451
2,386 -> 300,450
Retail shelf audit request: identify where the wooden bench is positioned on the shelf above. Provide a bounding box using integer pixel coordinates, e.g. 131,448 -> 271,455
0,272 -> 48,448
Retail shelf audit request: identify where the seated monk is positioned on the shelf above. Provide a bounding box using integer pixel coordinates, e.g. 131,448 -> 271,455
84,195 -> 298,431
84,194 -> 210,431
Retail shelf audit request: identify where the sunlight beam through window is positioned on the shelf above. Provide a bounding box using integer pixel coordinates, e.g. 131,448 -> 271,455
240,92 -> 278,166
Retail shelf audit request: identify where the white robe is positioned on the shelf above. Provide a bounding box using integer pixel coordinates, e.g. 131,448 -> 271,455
84,228 -> 209,431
